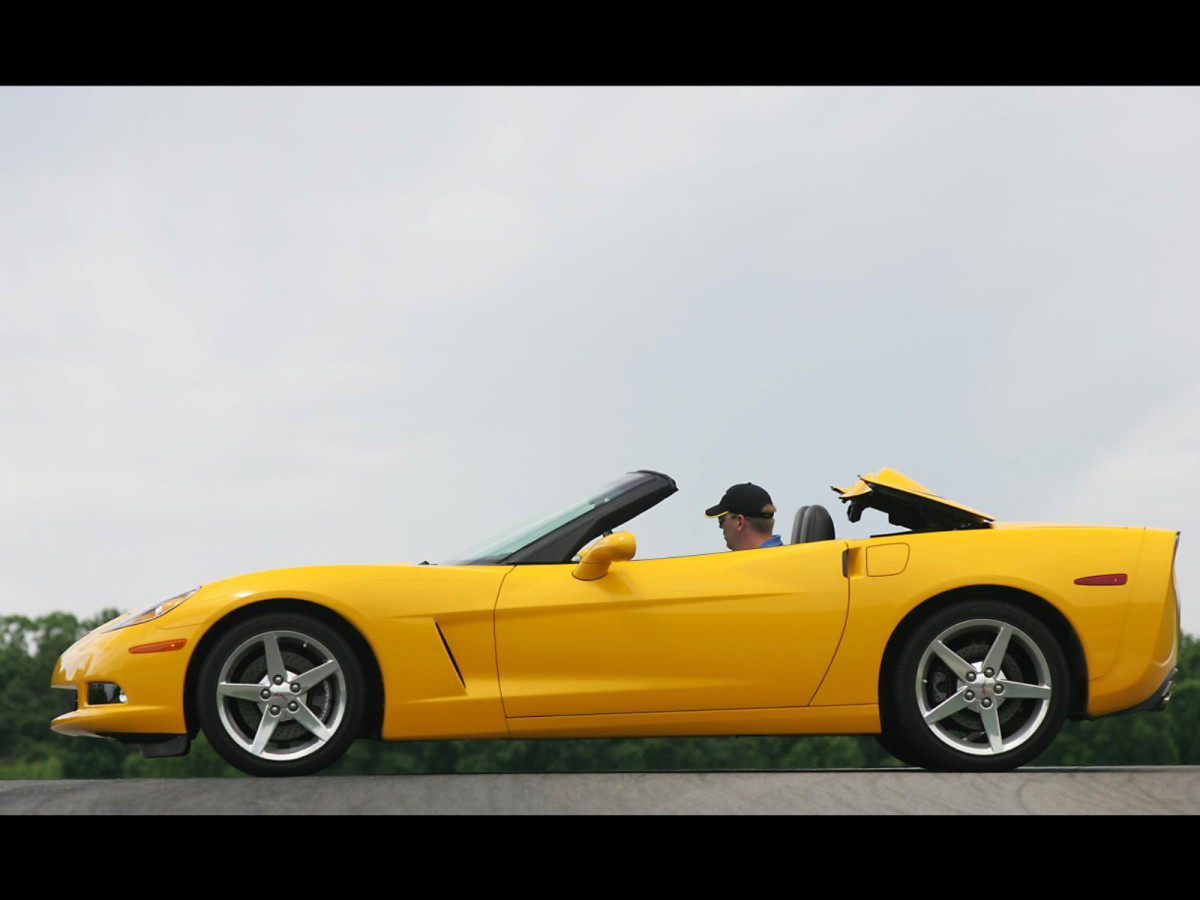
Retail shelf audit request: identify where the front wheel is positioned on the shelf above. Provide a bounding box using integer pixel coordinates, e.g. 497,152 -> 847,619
885,601 -> 1069,772
197,613 -> 365,777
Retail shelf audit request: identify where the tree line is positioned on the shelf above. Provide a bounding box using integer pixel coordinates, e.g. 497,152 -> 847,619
2,609 -> 1197,778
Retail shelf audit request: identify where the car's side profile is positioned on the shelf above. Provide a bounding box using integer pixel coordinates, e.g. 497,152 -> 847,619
51,468 -> 1181,775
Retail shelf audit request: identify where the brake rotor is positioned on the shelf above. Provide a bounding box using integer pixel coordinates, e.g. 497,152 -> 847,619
230,646 -> 333,745
926,636 -> 1027,736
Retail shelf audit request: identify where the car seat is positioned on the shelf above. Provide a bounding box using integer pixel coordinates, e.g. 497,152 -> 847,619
791,505 -> 836,544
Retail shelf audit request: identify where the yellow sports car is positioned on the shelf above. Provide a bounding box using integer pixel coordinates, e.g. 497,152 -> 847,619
50,468 -> 1181,776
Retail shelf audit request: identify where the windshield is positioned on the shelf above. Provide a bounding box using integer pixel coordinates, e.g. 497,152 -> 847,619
443,474 -> 650,565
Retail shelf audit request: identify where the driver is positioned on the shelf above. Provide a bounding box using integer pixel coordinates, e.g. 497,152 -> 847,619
705,483 -> 783,550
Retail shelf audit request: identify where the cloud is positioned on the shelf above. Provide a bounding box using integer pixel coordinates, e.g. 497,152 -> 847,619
2,86 -> 1199,637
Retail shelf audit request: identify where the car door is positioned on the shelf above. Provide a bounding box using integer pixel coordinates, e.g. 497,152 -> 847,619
494,540 -> 849,718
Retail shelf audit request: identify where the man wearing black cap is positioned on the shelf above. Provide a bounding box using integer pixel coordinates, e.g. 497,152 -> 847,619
705,483 -> 783,551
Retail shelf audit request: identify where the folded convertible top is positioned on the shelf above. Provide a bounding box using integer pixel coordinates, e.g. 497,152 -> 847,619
833,468 -> 994,532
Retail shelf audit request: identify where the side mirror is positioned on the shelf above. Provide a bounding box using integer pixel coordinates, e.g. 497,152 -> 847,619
572,532 -> 637,581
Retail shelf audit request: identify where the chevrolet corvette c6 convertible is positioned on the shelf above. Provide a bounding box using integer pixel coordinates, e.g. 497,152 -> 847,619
51,468 -> 1181,775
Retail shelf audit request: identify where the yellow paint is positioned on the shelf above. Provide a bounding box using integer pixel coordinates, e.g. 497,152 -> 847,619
507,704 -> 880,738
497,541 -> 849,717
53,563 -> 515,741
50,469 -> 1179,748
50,620 -> 192,735
573,531 -> 637,581
835,467 -> 993,521
811,526 -> 1157,707
866,543 -> 909,576
1084,528 -> 1180,715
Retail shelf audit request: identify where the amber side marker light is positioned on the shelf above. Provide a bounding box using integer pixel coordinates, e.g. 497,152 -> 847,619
129,639 -> 188,654
1074,574 -> 1128,586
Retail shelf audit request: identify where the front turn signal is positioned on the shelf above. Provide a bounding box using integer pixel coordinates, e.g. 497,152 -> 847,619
129,639 -> 188,654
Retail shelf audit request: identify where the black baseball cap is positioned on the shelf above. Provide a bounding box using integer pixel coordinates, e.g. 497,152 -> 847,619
705,483 -> 775,519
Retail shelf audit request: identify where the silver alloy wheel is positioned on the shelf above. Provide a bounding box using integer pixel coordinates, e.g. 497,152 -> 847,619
914,617 -> 1053,756
215,629 -> 347,761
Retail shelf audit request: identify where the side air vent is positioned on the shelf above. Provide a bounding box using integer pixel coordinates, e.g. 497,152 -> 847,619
434,622 -> 466,688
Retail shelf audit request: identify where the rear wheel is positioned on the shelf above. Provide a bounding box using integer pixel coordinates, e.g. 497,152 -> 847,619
885,601 -> 1068,772
874,732 -> 922,767
197,613 -> 364,777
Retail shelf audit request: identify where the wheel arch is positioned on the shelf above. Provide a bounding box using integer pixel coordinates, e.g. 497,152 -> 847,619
877,584 -> 1089,730
183,598 -> 385,741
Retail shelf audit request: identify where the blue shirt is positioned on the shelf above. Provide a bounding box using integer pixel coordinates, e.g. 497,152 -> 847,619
759,535 -> 783,548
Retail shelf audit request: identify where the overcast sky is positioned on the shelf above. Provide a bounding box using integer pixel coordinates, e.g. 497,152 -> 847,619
3,86 -> 1198,634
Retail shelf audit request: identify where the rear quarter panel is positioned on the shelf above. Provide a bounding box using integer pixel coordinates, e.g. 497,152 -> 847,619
811,526 -> 1160,714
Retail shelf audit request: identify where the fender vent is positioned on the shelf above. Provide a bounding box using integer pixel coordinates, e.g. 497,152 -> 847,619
434,622 -> 465,688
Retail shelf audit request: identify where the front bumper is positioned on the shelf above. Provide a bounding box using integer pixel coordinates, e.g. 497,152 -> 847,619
51,620 -> 197,738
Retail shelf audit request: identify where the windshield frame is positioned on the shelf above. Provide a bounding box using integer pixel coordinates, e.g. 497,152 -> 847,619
443,470 -> 677,566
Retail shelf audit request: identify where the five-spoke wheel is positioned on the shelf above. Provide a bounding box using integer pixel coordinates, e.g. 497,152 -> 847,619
886,601 -> 1068,772
197,613 -> 364,777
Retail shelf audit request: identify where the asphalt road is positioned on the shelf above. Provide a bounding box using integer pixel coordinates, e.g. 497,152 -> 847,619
2,767 -> 1199,814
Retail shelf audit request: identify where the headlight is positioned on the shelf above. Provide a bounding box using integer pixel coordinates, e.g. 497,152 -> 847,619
104,588 -> 200,632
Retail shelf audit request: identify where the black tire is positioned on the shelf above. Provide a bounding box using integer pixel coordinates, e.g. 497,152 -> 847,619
884,600 -> 1069,772
197,612 -> 365,777
874,732 -> 923,767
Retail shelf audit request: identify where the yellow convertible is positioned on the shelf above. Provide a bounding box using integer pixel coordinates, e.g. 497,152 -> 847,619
50,468 -> 1181,775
